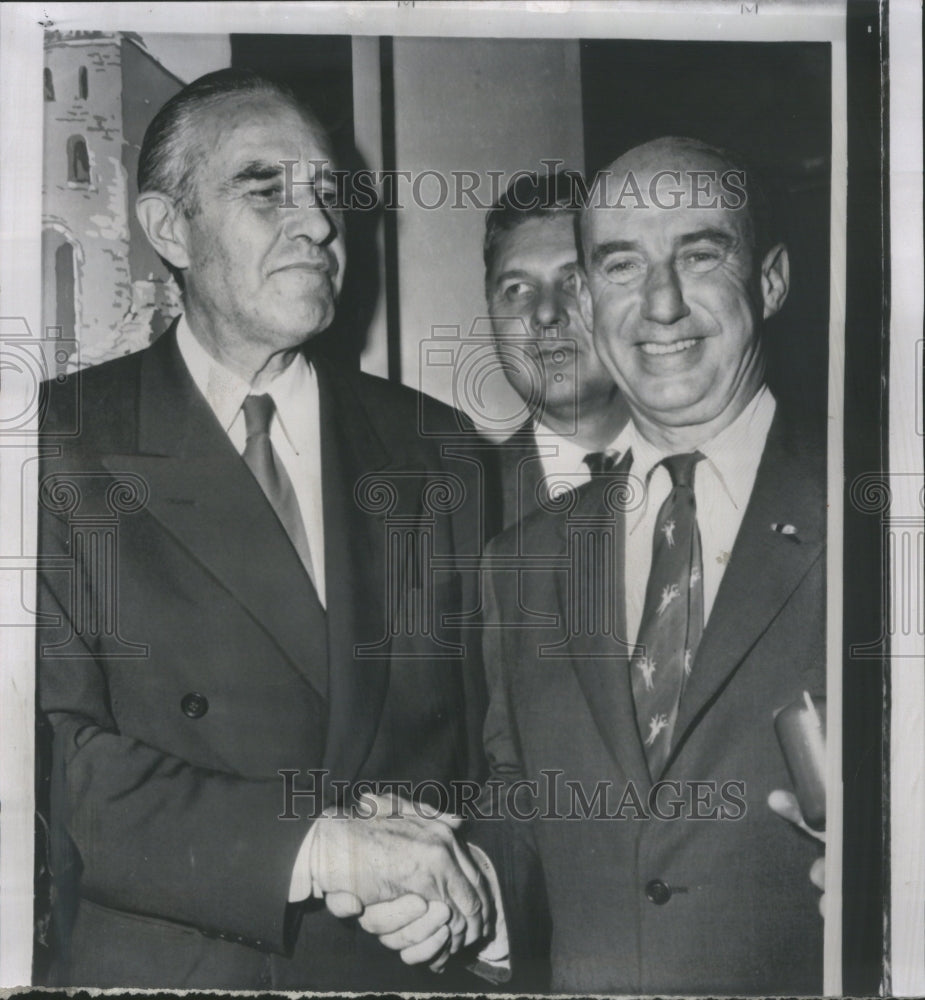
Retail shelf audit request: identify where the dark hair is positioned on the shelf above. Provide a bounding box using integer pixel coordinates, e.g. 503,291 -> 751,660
483,169 -> 587,282
138,67 -> 327,215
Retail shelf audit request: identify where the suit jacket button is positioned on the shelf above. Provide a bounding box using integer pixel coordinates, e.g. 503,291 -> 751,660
181,692 -> 208,719
645,879 -> 672,905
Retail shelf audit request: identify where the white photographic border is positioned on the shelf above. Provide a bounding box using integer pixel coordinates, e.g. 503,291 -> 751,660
0,2 -> 915,994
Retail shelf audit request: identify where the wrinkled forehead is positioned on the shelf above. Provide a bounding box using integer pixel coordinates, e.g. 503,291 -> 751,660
195,92 -> 336,172
582,147 -> 754,249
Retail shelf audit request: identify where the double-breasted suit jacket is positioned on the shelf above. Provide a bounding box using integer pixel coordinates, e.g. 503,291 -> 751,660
476,414 -> 827,995
36,323 -> 491,990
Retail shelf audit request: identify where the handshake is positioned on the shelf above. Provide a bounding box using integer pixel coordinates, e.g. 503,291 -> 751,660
293,793 -> 502,971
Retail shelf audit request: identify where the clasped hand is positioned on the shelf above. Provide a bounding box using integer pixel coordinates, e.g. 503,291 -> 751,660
312,793 -> 492,967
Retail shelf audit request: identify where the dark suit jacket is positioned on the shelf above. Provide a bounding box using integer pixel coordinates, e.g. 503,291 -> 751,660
476,414 -> 826,995
35,324 -> 491,990
493,422 -> 543,532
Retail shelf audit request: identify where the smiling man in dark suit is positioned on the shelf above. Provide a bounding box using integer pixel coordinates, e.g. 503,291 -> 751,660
477,136 -> 827,993
35,68 -> 492,991
363,135 -> 828,993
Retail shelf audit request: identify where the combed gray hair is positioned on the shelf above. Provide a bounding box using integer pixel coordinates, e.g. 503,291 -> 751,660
138,67 -> 328,216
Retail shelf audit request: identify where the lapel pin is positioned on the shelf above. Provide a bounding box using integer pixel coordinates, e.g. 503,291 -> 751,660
770,522 -> 799,541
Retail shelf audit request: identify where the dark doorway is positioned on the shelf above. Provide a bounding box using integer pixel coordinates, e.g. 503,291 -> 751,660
580,40 -> 831,425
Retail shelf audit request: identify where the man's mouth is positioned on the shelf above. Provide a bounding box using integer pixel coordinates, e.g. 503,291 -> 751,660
535,339 -> 576,356
274,255 -> 336,276
639,337 -> 700,356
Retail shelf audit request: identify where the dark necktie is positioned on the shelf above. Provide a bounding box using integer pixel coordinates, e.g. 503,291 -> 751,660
583,450 -> 619,474
241,394 -> 317,587
631,451 -> 704,778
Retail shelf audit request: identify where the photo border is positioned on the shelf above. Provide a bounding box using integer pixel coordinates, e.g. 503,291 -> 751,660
0,3 -> 907,995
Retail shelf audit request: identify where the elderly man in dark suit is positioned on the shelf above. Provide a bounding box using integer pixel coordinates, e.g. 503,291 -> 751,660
361,136 -> 828,994
36,68 -> 493,991
484,171 -> 628,530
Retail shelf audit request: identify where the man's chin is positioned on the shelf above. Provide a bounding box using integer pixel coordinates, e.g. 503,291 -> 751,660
537,378 -> 585,424
279,303 -> 336,344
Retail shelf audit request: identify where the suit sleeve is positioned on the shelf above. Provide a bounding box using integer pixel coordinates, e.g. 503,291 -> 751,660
37,509 -> 310,956
465,551 -> 552,988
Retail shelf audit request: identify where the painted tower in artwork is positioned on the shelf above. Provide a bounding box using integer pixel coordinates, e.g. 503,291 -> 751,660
42,31 -> 184,369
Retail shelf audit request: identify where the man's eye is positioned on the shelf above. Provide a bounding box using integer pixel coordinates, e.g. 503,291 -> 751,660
251,186 -> 283,204
601,258 -> 643,283
502,282 -> 533,301
679,248 -> 724,272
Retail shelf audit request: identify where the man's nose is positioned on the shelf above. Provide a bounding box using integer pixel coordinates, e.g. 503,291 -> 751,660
641,261 -> 690,325
532,287 -> 570,333
284,198 -> 339,247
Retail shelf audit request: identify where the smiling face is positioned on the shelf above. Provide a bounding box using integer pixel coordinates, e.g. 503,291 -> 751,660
579,140 -> 788,446
487,213 -> 617,421
168,93 -> 346,371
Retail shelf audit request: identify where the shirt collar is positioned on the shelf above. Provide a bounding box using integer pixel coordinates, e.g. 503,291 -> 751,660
175,314 -> 317,455
610,385 -> 776,509
532,419 -> 598,479
698,384 -> 776,510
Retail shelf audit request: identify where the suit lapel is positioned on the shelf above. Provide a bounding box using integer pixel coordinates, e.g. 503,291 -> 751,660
498,422 -> 544,531
668,417 -> 826,766
554,476 -> 652,789
100,326 -> 329,698
315,361 -> 400,784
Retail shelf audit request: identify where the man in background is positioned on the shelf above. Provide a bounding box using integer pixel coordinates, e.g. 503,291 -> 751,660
484,171 -> 628,529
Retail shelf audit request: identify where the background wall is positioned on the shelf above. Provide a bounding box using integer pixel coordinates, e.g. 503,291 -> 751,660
390,37 -> 584,431
41,32 -> 229,369
42,32 -> 830,430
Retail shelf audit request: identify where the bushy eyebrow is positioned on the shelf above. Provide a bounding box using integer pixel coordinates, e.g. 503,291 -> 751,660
492,268 -> 534,284
490,261 -> 581,293
590,228 -> 738,266
590,240 -> 637,266
677,228 -> 737,250
224,161 -> 283,190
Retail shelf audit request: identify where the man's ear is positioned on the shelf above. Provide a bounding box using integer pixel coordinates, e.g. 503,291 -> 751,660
136,192 -> 191,272
576,268 -> 595,331
760,243 -> 790,319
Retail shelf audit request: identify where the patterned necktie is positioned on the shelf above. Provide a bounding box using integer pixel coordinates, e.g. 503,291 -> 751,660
242,394 -> 317,587
583,450 -> 619,474
631,451 -> 705,778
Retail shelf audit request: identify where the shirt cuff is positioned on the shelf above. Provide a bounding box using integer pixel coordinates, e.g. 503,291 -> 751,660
288,816 -> 327,903
467,842 -> 511,978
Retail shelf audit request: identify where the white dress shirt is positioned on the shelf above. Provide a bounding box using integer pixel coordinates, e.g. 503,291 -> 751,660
533,421 -> 596,493
532,419 -> 624,501
472,391 -> 775,977
176,315 -> 326,606
608,385 -> 776,646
